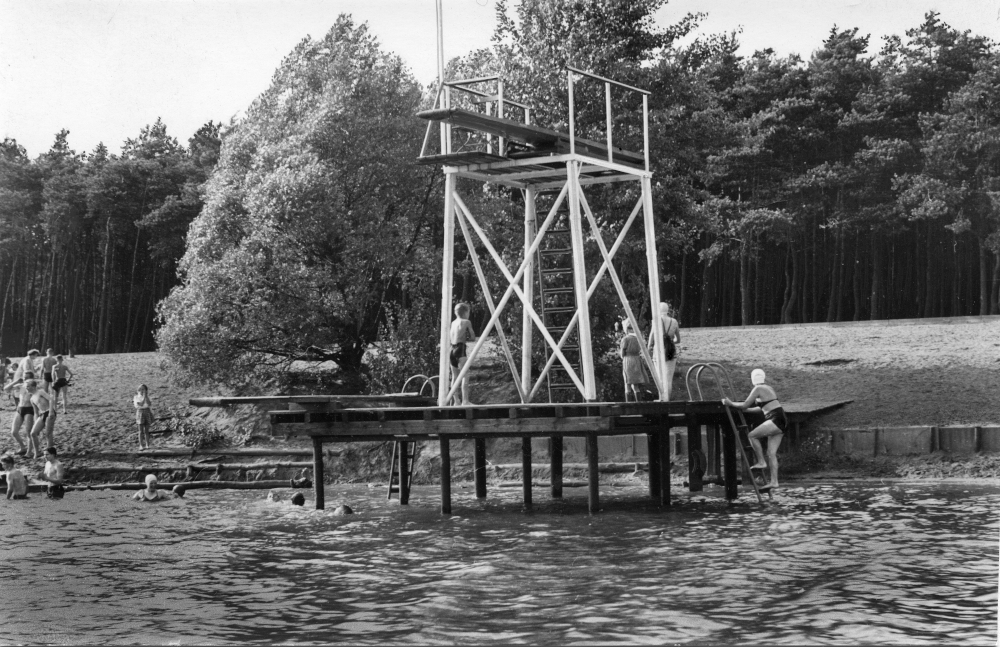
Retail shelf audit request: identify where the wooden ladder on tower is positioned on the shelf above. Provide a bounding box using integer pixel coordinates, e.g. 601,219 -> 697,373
535,202 -> 582,403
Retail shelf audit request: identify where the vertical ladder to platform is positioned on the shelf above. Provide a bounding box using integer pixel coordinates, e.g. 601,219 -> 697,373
535,201 -> 582,403
387,440 -> 417,504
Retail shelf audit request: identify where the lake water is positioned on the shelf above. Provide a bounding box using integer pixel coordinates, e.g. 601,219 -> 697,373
0,480 -> 997,645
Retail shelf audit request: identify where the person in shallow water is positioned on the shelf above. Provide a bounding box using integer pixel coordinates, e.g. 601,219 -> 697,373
133,474 -> 172,501
38,446 -> 65,499
1,454 -> 28,499
722,368 -> 786,489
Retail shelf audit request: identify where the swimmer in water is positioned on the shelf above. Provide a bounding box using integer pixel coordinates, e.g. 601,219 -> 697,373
133,474 -> 171,502
722,368 -> 786,489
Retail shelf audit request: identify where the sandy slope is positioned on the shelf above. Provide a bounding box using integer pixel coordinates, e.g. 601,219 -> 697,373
0,353 -> 204,460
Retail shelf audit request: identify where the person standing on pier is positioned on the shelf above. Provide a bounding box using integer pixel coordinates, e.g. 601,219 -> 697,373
449,302 -> 477,406
619,319 -> 648,402
648,302 -> 680,399
722,368 -> 785,490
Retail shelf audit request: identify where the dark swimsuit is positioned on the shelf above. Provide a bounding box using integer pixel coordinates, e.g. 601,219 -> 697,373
17,406 -> 33,418
449,343 -> 467,369
757,398 -> 788,433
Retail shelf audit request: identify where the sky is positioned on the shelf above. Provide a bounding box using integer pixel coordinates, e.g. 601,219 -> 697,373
1,0 -> 999,158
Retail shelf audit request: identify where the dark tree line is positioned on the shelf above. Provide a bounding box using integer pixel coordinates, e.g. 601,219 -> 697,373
0,120 -> 221,355
3,2 -> 996,390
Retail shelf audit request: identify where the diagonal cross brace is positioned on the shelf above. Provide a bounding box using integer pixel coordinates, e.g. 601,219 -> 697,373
526,194 -> 648,401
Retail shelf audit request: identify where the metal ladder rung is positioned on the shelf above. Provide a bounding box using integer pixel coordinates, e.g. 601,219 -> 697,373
541,287 -> 574,296
541,268 -> 573,276
543,307 -> 576,315
546,227 -> 570,234
540,247 -> 572,255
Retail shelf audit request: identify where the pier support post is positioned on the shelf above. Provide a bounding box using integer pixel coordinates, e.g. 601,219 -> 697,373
722,419 -> 738,501
658,426 -> 671,507
440,437 -> 451,515
705,423 -> 719,483
687,419 -> 703,492
522,437 -> 532,510
646,433 -> 661,498
550,436 -> 563,498
312,436 -> 325,511
587,433 -> 599,514
474,438 -> 487,499
398,440 -> 411,505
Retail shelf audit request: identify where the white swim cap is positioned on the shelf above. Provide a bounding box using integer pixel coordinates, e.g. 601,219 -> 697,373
145,474 -> 158,486
751,369 -> 766,385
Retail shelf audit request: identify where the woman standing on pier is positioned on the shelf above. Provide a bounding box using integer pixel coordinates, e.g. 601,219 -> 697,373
648,302 -> 680,399
722,368 -> 785,490
618,319 -> 647,402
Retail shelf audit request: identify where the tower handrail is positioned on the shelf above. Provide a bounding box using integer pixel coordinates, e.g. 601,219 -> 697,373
566,65 -> 650,171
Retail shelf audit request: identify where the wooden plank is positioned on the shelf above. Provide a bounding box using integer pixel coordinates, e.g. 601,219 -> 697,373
191,394 -> 434,407
272,416 -> 615,437
522,437 -> 532,510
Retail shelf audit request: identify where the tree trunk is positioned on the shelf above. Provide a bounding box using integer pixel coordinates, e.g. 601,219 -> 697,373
96,217 -> 112,354
870,233 -> 884,320
781,244 -> 798,324
739,245 -> 751,326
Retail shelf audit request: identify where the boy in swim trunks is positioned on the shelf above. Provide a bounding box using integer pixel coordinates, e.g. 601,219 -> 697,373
39,447 -> 65,499
1,454 -> 28,499
449,302 -> 476,406
41,349 -> 57,393
51,355 -> 73,413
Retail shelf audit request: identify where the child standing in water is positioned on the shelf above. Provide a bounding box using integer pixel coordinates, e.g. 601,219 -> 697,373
449,303 -> 476,406
134,384 -> 153,449
722,368 -> 786,490
2,454 -> 28,499
618,319 -> 648,402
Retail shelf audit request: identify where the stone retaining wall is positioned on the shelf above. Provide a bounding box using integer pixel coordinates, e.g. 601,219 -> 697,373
831,426 -> 1000,457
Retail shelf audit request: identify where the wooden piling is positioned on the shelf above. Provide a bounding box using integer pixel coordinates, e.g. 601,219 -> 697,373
474,437 -> 487,499
687,419 -> 703,492
521,437 -> 532,510
312,436 -> 325,510
587,433 -> 599,514
398,440 -> 410,505
549,436 -> 563,498
440,437 -> 451,514
722,419 -> 738,501
658,427 -> 671,507
646,433 -> 660,498
705,423 -> 719,482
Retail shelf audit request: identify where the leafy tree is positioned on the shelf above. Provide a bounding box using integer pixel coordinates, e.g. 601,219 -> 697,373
156,16 -> 440,389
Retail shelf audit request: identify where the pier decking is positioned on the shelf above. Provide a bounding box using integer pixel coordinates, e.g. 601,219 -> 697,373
190,395 -> 850,513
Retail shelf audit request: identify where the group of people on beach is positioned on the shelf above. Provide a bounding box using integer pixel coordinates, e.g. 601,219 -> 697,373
2,446 -> 64,500
2,349 -> 72,460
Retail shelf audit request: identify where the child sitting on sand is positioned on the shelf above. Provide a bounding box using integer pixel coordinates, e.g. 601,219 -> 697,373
1,454 -> 28,499
449,303 -> 477,406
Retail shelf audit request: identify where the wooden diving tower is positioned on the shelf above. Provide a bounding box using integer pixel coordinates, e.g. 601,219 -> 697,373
193,69 -> 845,513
